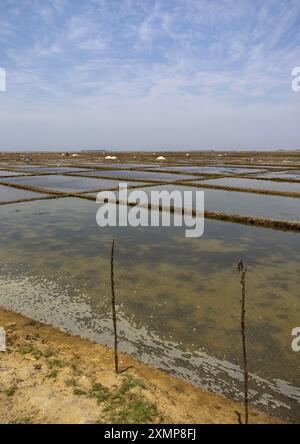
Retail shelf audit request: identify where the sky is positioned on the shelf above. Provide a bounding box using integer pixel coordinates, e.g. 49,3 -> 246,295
0,0 -> 300,151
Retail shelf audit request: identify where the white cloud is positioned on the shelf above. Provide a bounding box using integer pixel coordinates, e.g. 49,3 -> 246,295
1,0 -> 300,149
78,38 -> 106,51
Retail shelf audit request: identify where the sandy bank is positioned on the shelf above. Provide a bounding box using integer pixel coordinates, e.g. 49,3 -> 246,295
0,307 -> 282,424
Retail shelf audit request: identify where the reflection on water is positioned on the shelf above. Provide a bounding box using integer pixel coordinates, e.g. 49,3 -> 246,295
13,167 -> 90,174
3,175 -> 148,193
128,185 -> 300,222
80,163 -> 156,169
74,170 -> 196,181
0,170 -> 25,177
0,198 -> 299,422
258,171 -> 300,181
145,166 -> 267,174
0,184 -> 48,202
200,177 -> 300,193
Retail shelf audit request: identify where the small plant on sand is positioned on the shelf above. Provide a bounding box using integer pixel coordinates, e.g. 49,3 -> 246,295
4,347 -> 12,354
4,385 -> 17,397
103,398 -> 158,424
69,355 -> 82,374
10,417 -> 33,424
73,387 -> 87,396
65,377 -> 77,387
47,358 -> 64,369
43,348 -> 55,358
18,345 -> 42,359
46,369 -> 59,379
100,374 -> 160,424
88,382 -> 110,404
114,374 -> 146,397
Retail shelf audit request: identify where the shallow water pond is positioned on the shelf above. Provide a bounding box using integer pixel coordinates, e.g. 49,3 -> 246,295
13,166 -> 90,173
82,163 -> 156,169
2,175 -> 148,193
257,171 -> 300,181
75,169 -> 196,182
0,184 -> 48,202
0,170 -> 25,177
199,177 -> 300,194
129,185 -> 300,222
0,198 -> 299,422
145,166 -> 267,175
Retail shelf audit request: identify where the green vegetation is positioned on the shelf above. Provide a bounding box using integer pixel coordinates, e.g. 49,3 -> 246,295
71,373 -> 161,423
65,377 -> 77,387
73,388 -> 87,396
102,375 -> 158,424
69,356 -> 82,374
17,345 -> 42,359
103,397 -> 158,424
10,417 -> 33,424
43,349 -> 55,358
88,382 -> 110,404
46,369 -> 59,379
102,375 -> 159,423
4,386 -> 17,397
47,358 -> 64,369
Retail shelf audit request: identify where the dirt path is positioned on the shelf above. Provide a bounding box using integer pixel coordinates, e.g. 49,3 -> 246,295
0,308 -> 281,424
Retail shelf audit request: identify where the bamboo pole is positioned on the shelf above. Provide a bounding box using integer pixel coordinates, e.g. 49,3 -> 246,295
111,239 -> 119,374
237,259 -> 249,424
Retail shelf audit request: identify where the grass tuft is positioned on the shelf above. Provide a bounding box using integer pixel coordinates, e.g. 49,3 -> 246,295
4,386 -> 17,397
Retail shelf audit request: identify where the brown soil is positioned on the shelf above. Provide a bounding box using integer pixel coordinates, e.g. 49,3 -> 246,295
1,150 -> 300,166
0,308 -> 282,424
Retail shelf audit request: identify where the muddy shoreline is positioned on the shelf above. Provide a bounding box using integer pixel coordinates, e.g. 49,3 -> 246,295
0,307 -> 282,424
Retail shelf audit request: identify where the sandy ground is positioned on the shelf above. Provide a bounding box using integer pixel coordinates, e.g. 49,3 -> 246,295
0,308 -> 282,424
1,150 -> 300,167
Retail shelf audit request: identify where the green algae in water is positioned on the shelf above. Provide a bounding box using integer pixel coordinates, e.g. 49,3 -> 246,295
0,197 -> 299,421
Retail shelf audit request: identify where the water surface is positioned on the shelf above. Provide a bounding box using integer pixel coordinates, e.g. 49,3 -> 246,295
0,170 -> 25,177
3,175 -> 148,193
13,166 -> 90,174
130,185 -> 300,222
0,197 -> 299,422
199,178 -> 300,194
0,184 -> 48,202
144,166 -> 267,175
257,171 -> 300,181
82,163 -> 156,169
74,170 -> 196,182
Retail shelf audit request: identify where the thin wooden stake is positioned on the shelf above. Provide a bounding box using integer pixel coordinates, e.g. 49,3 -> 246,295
111,239 -> 119,374
237,259 -> 249,424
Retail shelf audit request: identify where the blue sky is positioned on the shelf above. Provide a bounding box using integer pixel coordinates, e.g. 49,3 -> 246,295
0,0 -> 300,150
